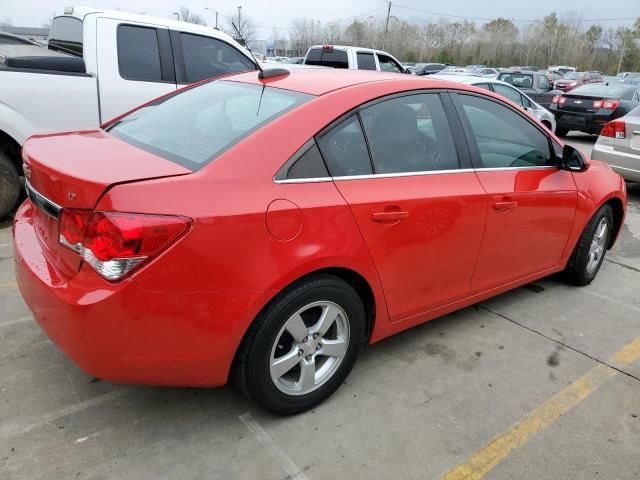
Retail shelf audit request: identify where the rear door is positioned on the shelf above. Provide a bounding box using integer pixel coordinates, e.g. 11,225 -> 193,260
96,18 -> 177,122
317,92 -> 487,321
452,92 -> 577,292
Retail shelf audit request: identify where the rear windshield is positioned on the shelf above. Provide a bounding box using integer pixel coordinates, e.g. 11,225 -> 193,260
497,73 -> 534,89
108,81 -> 311,170
48,16 -> 83,56
628,106 -> 640,117
568,84 -> 631,97
305,48 -> 349,68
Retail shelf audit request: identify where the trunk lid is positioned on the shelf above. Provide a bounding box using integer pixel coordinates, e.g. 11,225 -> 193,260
23,129 -> 191,278
615,115 -> 640,155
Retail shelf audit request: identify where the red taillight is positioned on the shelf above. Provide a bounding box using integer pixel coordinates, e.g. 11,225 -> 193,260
592,100 -> 603,108
602,99 -> 620,110
322,44 -> 334,50
58,211 -> 191,281
552,95 -> 561,104
600,120 -> 626,139
59,209 -> 91,253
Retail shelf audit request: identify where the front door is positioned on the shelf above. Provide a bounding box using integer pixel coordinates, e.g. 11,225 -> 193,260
316,93 -> 487,321
452,92 -> 578,293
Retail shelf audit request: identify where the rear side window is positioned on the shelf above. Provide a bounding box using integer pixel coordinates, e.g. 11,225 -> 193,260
539,75 -> 550,90
492,84 -> 525,107
108,81 -> 311,170
305,48 -> 348,68
357,52 -> 376,71
277,143 -> 329,180
179,33 -> 256,83
360,94 -> 459,173
317,116 -> 373,176
117,25 -> 162,82
457,94 -> 552,168
48,16 -> 83,56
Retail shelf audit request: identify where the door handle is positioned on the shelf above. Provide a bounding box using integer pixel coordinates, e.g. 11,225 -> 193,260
372,211 -> 409,222
493,200 -> 518,212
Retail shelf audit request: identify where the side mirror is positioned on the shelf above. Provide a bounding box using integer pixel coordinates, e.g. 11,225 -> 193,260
560,144 -> 588,172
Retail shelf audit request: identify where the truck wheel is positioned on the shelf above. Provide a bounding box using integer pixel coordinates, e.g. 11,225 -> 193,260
0,152 -> 20,219
555,127 -> 569,137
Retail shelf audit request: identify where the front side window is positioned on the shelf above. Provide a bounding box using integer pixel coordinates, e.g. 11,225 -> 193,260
117,25 -> 162,81
539,75 -> 550,90
360,94 -> 459,173
179,33 -> 255,83
48,16 -> 83,56
457,94 -> 553,169
377,54 -> 402,73
317,116 -> 372,177
108,81 -> 311,170
357,52 -> 376,71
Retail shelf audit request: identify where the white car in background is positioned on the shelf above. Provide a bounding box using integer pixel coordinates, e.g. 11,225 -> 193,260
430,74 -> 556,132
591,106 -> 640,182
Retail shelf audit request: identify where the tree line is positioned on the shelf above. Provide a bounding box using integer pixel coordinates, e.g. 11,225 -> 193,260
284,13 -> 640,73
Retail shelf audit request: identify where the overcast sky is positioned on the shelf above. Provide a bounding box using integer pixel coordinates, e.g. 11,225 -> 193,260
3,0 -> 639,37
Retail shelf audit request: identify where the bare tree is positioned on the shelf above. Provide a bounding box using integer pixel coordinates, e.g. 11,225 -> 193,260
225,9 -> 257,45
0,17 -> 13,27
178,6 -> 206,26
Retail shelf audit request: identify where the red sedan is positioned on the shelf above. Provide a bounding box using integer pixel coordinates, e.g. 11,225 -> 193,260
14,69 -> 627,414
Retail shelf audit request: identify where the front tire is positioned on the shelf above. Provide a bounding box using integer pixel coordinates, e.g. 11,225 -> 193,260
564,204 -> 613,286
0,152 -> 19,219
235,274 -> 365,415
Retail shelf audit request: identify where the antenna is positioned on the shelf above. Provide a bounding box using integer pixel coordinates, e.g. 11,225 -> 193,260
231,20 -> 263,73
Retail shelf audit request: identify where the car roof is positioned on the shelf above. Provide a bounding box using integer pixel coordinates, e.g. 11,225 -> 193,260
225,68 -> 457,96
307,44 -> 395,57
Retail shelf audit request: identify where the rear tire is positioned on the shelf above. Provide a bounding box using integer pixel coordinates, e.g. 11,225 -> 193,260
0,151 -> 20,219
563,204 -> 613,286
555,127 -> 569,137
235,274 -> 365,415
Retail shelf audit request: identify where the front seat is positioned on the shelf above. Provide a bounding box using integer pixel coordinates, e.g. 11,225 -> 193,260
368,103 -> 430,173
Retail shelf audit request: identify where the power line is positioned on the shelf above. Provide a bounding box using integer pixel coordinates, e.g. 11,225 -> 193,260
257,5 -> 389,31
392,3 -> 638,23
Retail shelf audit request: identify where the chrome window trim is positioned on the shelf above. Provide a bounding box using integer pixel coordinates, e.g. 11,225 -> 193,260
25,179 -> 61,219
272,165 -> 559,184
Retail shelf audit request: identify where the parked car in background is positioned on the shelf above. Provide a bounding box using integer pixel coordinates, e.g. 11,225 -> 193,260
14,68 -> 626,415
0,6 -> 259,219
471,67 -> 499,78
466,64 -> 486,69
509,66 -> 538,72
497,69 -> 556,108
549,83 -> 640,136
431,74 -> 556,131
303,45 -> 408,73
554,71 -> 602,92
592,106 -> 640,182
284,57 -> 304,64
548,65 -> 577,75
412,63 -> 446,75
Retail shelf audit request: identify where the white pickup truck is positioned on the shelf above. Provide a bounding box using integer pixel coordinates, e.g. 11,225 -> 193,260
0,7 -> 258,217
303,45 -> 409,74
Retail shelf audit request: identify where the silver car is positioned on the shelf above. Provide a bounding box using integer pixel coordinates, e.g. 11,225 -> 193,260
592,106 -> 640,182
430,74 -> 556,132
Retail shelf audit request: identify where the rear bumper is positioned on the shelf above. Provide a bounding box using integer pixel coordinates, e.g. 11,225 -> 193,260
552,109 -> 612,134
592,143 -> 640,182
13,200 -> 265,387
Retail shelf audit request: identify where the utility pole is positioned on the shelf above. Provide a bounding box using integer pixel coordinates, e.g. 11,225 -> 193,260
237,6 -> 242,31
205,7 -> 218,29
384,1 -> 392,35
617,34 -> 627,75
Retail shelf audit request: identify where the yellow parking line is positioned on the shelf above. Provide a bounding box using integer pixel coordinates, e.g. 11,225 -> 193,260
441,337 -> 640,480
0,281 -> 17,289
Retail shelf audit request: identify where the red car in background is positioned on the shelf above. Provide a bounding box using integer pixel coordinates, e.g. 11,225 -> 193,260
554,71 -> 603,92
14,69 -> 626,414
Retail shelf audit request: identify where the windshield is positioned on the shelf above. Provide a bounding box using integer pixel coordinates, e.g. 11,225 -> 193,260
563,73 -> 584,80
108,81 -> 312,170
497,73 -> 534,89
